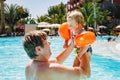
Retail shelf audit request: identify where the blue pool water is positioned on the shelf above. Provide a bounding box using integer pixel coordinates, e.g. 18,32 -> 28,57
0,36 -> 120,80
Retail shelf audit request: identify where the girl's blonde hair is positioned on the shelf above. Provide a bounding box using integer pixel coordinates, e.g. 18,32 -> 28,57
67,10 -> 84,26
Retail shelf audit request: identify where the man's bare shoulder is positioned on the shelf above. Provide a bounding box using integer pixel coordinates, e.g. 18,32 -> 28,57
49,62 -> 77,72
49,58 -> 57,63
26,60 -> 33,68
25,61 -> 86,80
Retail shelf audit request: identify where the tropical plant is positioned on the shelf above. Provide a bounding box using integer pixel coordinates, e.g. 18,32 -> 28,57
4,4 -> 19,32
37,15 -> 50,23
0,0 -> 5,34
37,2 -> 66,24
16,6 -> 29,22
48,6 -> 58,23
78,1 -> 94,28
4,4 -> 29,33
29,18 -> 36,24
78,0 -> 110,31
57,2 -> 66,23
47,2 -> 66,24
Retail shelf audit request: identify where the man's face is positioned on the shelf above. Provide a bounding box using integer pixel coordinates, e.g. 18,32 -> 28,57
42,39 -> 52,58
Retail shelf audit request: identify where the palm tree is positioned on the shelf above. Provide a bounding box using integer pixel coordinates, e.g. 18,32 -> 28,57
29,18 -> 36,24
79,1 -> 94,29
48,6 -> 58,23
48,2 -> 66,24
57,2 -> 66,24
17,6 -> 29,22
4,4 -> 20,33
36,2 -> 66,24
0,0 -> 5,34
4,4 -> 29,34
37,15 -> 50,23
78,0 -> 110,32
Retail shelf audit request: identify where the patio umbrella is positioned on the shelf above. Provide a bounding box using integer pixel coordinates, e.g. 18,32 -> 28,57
38,22 -> 50,28
98,25 -> 107,28
50,24 -> 61,28
114,25 -> 120,31
42,28 -> 50,32
88,27 -> 93,30
115,25 -> 120,29
38,22 -> 50,25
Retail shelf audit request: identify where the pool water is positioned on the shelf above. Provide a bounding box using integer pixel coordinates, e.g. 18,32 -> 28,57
0,36 -> 120,80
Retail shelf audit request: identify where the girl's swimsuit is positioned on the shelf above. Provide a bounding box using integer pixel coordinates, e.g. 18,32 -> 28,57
74,45 -> 92,54
72,29 -> 92,54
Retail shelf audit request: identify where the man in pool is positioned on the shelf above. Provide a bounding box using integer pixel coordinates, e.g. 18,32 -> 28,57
23,30 -> 91,80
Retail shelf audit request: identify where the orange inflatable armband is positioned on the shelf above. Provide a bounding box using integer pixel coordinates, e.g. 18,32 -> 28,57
58,22 -> 71,40
74,31 -> 96,47
58,22 -> 71,48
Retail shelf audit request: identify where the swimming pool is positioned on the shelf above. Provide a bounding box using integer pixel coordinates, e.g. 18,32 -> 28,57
0,36 -> 120,80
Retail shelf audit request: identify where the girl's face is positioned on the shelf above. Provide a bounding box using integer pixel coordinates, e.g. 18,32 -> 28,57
67,18 -> 83,35
68,19 -> 78,33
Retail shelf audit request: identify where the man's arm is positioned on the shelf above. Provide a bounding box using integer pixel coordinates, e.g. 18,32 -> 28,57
56,41 -> 74,64
52,52 -> 91,79
49,41 -> 74,64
